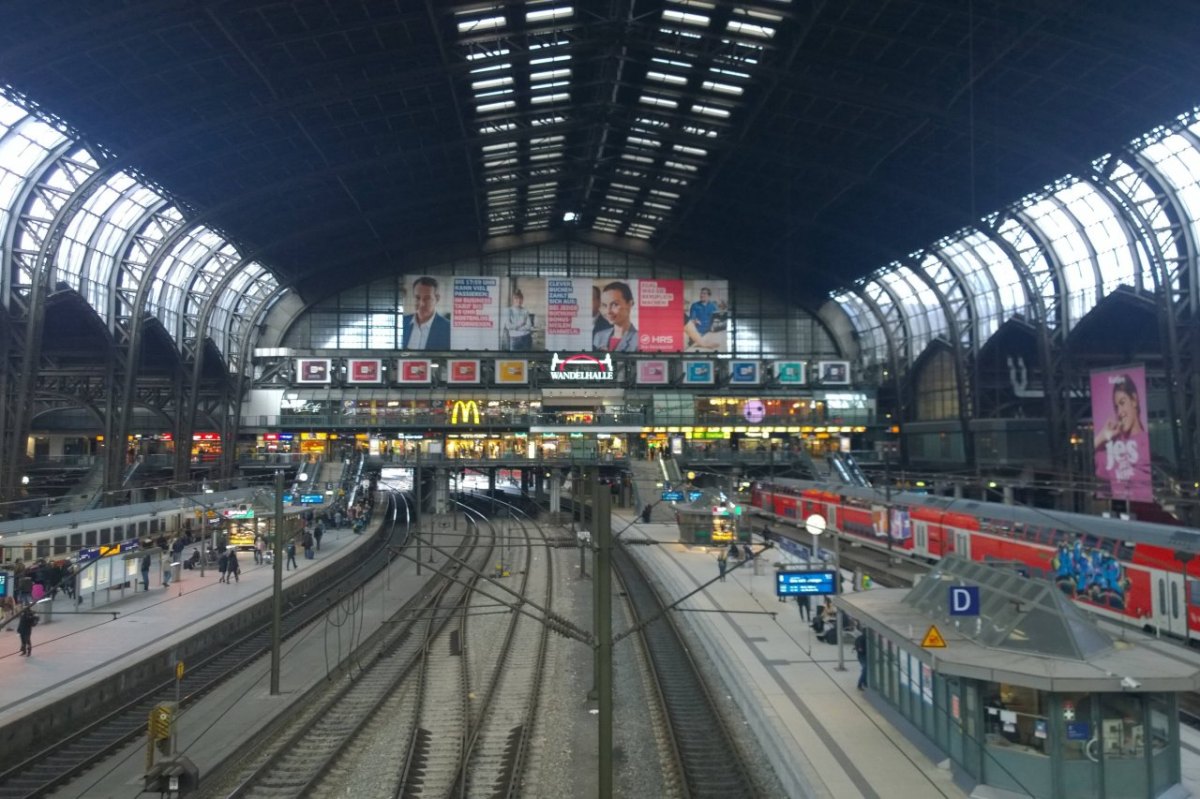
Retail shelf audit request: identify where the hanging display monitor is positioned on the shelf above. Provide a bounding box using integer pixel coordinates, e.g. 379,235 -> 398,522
295,358 -> 331,385
776,570 -> 838,597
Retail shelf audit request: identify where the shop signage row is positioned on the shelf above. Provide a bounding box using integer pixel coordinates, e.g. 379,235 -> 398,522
294,356 -> 853,387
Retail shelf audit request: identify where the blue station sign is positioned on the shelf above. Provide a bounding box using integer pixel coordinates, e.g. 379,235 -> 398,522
776,570 -> 838,597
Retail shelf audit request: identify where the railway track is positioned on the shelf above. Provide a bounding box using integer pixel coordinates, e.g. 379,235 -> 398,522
613,543 -> 760,798
226,507 -> 489,798
0,492 -> 409,799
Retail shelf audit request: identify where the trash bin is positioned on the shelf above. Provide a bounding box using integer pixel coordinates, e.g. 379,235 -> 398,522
171,562 -> 182,583
39,598 -> 52,624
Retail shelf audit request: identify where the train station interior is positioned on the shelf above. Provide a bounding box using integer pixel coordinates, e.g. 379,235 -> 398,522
4,4 -> 1200,798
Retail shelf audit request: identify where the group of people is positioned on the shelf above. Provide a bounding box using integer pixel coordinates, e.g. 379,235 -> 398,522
715,542 -> 755,581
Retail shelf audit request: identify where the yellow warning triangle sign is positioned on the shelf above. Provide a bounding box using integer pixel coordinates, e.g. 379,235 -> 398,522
921,625 -> 947,648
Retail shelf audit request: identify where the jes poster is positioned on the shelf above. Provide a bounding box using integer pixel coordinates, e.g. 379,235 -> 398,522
1090,365 -> 1151,502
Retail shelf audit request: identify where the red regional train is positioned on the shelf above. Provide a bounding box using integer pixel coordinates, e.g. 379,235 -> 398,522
750,478 -> 1200,641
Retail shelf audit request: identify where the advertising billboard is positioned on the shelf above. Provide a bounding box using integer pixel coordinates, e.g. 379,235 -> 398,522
446,359 -> 480,384
636,359 -> 670,385
1091,365 -> 1151,502
397,359 -> 432,384
495,359 -> 528,384
346,358 -> 381,384
682,360 -> 715,385
401,276 -> 452,350
487,275 -> 730,354
774,361 -> 806,385
295,358 -> 331,384
729,361 -> 760,384
817,360 -> 851,385
450,276 -> 501,350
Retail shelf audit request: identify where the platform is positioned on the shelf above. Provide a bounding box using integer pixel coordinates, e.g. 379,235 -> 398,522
618,509 -> 1200,799
0,522 -> 374,733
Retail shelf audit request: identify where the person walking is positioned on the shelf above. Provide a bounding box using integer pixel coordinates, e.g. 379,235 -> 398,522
717,550 -> 728,582
227,549 -> 240,583
855,627 -> 869,690
217,550 -> 229,583
286,539 -> 298,571
140,553 -> 151,591
314,523 -> 324,551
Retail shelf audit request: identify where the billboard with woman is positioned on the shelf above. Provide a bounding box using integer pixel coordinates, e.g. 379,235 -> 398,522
1091,366 -> 1152,502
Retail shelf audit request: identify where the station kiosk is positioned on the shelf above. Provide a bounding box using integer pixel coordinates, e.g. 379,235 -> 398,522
835,556 -> 1200,799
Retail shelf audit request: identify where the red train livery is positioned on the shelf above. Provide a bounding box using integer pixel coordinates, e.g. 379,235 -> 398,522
750,478 -> 1200,640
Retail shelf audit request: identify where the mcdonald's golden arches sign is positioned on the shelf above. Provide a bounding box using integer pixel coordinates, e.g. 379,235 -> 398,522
448,400 -> 482,425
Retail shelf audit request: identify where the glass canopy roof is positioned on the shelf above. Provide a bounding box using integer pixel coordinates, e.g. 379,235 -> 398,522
831,104 -> 1200,369
903,556 -> 1114,661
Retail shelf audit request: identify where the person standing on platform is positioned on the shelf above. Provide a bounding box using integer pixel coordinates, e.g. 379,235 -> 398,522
227,549 -> 240,583
855,627 -> 869,690
252,535 -> 263,565
797,593 -> 812,622
286,539 -> 298,571
17,604 -> 37,656
717,549 -> 728,582
140,553 -> 151,591
217,550 -> 229,583
314,522 -> 324,551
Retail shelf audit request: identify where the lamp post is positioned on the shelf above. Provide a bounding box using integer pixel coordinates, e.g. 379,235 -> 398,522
806,513 -> 846,672
270,469 -> 284,695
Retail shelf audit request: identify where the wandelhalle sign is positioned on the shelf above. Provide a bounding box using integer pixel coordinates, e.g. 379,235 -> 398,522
549,353 -> 615,381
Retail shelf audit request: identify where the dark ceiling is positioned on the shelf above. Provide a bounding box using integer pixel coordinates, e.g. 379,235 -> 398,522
2,0 -> 1199,304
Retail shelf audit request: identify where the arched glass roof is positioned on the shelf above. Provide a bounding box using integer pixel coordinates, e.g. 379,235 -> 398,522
830,105 -> 1200,367
0,91 -> 281,358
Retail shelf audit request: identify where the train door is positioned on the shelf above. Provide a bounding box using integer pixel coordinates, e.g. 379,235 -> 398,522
913,521 -> 929,556
1155,571 -> 1187,637
952,528 -> 971,560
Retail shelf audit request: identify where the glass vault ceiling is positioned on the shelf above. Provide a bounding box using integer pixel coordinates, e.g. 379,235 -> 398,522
832,107 -> 1200,369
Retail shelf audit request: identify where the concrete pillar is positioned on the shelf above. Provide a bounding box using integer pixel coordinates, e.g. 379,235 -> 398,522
549,471 -> 562,513
1002,484 -> 1014,505
952,483 -> 963,499
535,469 -> 544,500
434,468 -> 450,515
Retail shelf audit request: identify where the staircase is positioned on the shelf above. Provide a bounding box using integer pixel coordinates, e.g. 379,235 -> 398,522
628,457 -> 680,523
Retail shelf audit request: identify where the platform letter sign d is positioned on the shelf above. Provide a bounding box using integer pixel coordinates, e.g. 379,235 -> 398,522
949,585 -> 980,617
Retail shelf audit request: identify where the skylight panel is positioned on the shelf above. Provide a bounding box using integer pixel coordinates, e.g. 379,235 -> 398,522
651,56 -> 693,70
476,100 -> 516,114
735,6 -> 784,22
483,158 -> 519,169
702,81 -> 743,96
644,200 -> 673,211
662,9 -> 710,27
726,20 -> 775,39
470,62 -> 513,74
472,76 -> 514,91
690,103 -> 730,119
681,125 -> 720,138
466,47 -> 511,61
531,69 -> 572,82
458,15 -> 507,34
531,93 -> 570,105
482,141 -> 518,153
526,6 -> 574,24
531,115 -> 567,126
627,136 -> 662,148
635,117 -> 670,129
478,121 -> 518,135
621,153 -> 655,164
639,95 -> 678,109
664,160 -> 698,172
673,144 -> 708,157
647,71 -> 688,86
650,188 -> 680,199
660,26 -> 703,39
530,54 -> 572,65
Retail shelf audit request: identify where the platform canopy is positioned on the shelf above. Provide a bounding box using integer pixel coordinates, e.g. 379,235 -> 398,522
903,556 -> 1114,661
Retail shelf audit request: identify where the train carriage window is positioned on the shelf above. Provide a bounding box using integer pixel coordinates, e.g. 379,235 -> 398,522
36,539 -> 49,558
69,533 -> 82,550
138,521 -> 148,536
99,528 -> 111,545
149,519 -> 159,535
1190,580 -> 1200,609
53,536 -> 67,555
1159,579 -> 1167,616
85,530 -> 96,546
1117,542 -> 1134,561
1172,581 -> 1180,619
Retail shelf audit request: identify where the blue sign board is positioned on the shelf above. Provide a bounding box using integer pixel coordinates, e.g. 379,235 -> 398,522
729,361 -> 760,384
683,361 -> 714,384
300,494 -> 325,504
949,586 -> 981,616
688,490 -> 704,502
0,572 -> 8,598
1066,722 -> 1091,741
776,570 -> 838,597
661,490 -> 684,502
